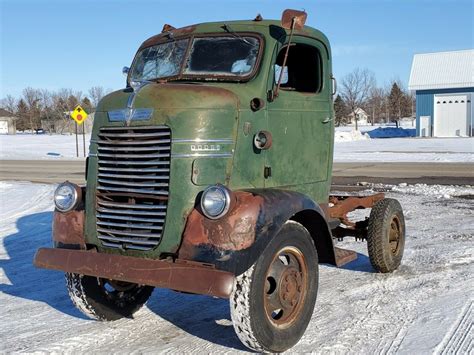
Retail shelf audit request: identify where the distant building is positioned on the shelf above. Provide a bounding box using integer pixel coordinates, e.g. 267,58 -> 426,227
0,108 -> 17,134
408,49 -> 473,137
347,108 -> 369,125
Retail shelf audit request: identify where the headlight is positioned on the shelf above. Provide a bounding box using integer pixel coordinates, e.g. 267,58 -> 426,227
200,185 -> 232,219
54,182 -> 81,212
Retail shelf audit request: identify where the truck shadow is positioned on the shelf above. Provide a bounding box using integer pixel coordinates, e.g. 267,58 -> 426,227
0,211 -> 88,320
146,289 -> 250,351
340,252 -> 374,273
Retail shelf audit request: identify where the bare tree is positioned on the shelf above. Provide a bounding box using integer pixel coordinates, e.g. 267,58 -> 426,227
340,68 -> 375,130
88,86 -> 105,108
366,87 -> 385,126
1,95 -> 18,114
22,87 -> 42,131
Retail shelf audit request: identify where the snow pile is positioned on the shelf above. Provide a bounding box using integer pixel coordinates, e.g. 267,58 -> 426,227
366,127 -> 416,138
334,129 -> 370,142
392,183 -> 474,199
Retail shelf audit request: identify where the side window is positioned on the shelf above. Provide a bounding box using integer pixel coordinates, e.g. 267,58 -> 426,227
274,43 -> 322,93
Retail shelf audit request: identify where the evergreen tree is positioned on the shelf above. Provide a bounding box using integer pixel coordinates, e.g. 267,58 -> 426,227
334,95 -> 349,126
16,99 -> 29,131
81,97 -> 93,113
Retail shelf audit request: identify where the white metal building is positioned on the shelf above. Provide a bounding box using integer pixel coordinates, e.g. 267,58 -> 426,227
408,49 -> 473,137
0,108 -> 17,135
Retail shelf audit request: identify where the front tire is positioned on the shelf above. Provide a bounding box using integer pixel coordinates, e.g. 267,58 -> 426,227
66,273 -> 154,321
367,198 -> 405,273
230,221 -> 318,352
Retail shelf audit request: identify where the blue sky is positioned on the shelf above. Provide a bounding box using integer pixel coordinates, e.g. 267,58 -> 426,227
1,0 -> 472,98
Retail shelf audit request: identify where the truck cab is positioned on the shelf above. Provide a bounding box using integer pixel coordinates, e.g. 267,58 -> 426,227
34,10 -> 405,353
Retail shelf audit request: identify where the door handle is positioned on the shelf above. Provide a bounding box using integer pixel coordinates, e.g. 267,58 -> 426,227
322,117 -> 333,124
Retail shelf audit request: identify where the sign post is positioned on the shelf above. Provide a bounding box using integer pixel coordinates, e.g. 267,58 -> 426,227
70,105 -> 89,158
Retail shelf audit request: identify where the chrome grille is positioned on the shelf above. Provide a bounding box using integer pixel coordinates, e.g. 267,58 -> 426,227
95,126 -> 170,251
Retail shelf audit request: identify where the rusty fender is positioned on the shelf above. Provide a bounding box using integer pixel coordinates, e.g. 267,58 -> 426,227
179,189 -> 337,275
52,210 -> 86,249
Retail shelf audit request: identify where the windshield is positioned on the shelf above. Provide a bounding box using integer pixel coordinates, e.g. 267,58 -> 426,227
130,35 -> 260,81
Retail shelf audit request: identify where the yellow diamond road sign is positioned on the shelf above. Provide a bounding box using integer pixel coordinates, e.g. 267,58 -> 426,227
71,105 -> 88,125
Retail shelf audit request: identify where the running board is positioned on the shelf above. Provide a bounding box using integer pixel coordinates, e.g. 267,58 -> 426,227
334,247 -> 357,267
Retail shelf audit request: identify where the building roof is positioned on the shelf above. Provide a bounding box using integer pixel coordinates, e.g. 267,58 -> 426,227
0,108 -> 15,117
408,49 -> 474,91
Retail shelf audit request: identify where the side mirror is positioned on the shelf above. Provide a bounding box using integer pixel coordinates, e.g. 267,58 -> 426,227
122,66 -> 130,76
281,9 -> 307,30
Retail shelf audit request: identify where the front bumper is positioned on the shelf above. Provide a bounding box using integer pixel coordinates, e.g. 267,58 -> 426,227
33,248 -> 234,298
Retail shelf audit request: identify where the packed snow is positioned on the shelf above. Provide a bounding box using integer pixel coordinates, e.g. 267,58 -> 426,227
1,131 -> 473,163
0,133 -> 91,160
0,181 -> 473,353
334,136 -> 474,162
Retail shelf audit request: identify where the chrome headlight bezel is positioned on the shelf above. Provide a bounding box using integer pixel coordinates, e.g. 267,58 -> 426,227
54,182 -> 81,213
200,184 -> 232,220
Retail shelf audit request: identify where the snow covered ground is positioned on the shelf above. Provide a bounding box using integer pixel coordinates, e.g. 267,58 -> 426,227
0,133 -> 91,160
1,131 -> 473,163
334,136 -> 474,162
0,181 -> 473,353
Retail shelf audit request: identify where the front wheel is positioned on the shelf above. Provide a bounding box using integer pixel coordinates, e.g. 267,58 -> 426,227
230,221 -> 318,353
66,273 -> 154,321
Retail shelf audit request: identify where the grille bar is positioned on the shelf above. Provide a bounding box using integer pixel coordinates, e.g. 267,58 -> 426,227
96,126 -> 170,251
99,167 -> 170,173
98,146 -> 171,152
98,160 -> 170,166
98,173 -> 169,180
94,138 -> 171,145
98,235 -> 160,246
97,213 -> 165,223
98,201 -> 167,210
97,208 -> 166,217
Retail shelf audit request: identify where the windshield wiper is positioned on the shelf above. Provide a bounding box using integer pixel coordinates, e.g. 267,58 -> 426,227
222,24 -> 254,46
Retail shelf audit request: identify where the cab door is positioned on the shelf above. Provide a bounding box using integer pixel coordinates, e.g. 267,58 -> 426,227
265,36 -> 333,190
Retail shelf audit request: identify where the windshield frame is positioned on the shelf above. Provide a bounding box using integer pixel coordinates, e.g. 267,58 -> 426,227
128,32 -> 265,84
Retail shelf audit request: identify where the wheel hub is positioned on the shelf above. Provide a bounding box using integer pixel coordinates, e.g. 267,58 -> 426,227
263,246 -> 308,327
389,216 -> 401,254
279,268 -> 303,308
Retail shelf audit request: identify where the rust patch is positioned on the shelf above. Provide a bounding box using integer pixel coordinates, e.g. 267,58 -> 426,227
180,191 -> 264,259
34,248 -> 234,298
52,210 -> 86,248
139,25 -> 197,50
329,193 -> 385,227
281,9 -> 307,30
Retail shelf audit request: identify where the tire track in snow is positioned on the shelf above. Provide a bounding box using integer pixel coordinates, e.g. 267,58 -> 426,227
436,300 -> 473,354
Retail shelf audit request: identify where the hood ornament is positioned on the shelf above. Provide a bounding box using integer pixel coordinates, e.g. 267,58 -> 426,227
108,80 -> 154,125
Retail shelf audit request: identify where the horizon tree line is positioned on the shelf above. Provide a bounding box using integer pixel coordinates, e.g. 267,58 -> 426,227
336,68 -> 415,130
0,86 -> 110,132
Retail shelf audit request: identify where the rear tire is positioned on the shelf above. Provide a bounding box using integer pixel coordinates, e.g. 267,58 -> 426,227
367,198 -> 405,273
230,221 -> 318,352
66,273 -> 154,321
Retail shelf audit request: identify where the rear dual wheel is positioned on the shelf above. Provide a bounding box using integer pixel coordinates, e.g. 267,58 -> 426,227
230,221 -> 319,353
367,198 -> 406,273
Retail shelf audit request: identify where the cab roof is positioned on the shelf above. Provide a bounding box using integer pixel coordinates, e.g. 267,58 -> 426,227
138,19 -> 330,52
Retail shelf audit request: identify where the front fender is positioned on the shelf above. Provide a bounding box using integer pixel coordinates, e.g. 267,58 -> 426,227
179,189 -> 336,275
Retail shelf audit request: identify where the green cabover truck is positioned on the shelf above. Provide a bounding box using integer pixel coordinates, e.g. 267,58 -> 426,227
34,10 -> 406,352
